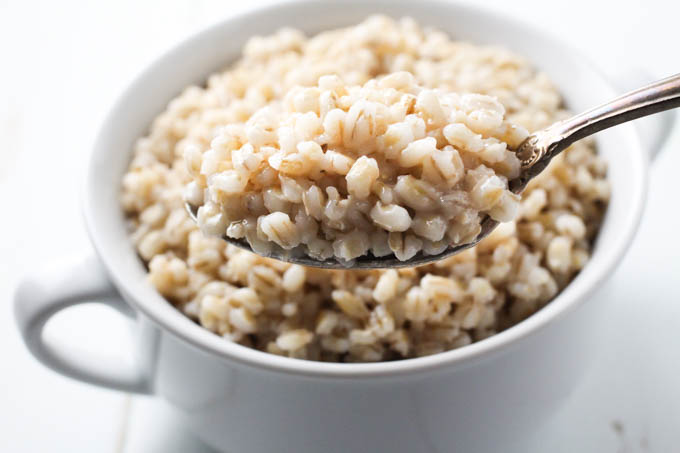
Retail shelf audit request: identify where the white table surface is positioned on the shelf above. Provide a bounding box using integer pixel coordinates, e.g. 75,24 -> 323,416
1,0 -> 678,452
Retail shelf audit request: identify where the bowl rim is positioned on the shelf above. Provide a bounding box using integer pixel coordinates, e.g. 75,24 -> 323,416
84,0 -> 648,379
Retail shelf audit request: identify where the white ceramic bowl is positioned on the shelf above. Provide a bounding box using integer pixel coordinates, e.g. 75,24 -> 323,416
14,1 -> 673,452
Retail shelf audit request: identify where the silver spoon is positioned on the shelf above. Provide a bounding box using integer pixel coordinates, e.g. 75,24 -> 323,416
187,73 -> 680,269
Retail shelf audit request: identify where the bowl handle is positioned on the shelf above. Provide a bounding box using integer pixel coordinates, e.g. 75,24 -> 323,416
13,253 -> 152,394
610,66 -> 678,160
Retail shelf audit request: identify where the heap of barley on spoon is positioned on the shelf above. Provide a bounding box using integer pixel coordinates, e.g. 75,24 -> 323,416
187,73 -> 680,269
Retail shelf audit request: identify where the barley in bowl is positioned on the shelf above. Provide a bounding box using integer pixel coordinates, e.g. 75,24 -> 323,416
121,16 -> 609,362
189,74 -> 528,262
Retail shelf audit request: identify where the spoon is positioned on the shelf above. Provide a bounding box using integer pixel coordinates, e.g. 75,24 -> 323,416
187,73 -> 680,269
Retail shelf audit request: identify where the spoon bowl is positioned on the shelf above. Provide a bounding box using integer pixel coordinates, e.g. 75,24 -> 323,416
185,202 -> 500,269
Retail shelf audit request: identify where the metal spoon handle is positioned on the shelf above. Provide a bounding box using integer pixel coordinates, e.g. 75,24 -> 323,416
517,72 -> 680,170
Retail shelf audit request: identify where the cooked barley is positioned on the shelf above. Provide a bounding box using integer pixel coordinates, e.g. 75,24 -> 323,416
121,16 -> 609,362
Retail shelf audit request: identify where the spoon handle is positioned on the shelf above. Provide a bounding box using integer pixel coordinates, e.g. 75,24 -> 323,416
517,72 -> 680,170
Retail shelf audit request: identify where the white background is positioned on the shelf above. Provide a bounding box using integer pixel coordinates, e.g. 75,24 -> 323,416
1,0 -> 678,452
